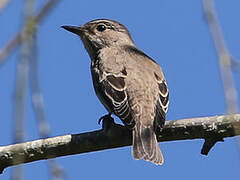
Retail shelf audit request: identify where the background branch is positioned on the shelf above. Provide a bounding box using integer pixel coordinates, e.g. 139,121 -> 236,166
0,114 -> 239,174
0,0 -> 60,67
11,1 -> 36,179
202,0 -> 239,114
28,9 -> 64,180
4,0 -> 64,179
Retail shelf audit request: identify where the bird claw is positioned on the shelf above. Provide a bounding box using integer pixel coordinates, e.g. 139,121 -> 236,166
98,114 -> 110,124
98,113 -> 114,130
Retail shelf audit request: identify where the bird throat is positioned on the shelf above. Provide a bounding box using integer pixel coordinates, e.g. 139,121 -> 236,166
81,36 -> 102,61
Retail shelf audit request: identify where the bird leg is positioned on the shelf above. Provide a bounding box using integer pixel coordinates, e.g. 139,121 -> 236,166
98,113 -> 115,131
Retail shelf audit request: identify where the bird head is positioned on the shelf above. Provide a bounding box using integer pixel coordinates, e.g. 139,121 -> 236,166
62,19 -> 135,55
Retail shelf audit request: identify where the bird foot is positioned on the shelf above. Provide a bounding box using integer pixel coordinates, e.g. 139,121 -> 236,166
98,113 -> 115,131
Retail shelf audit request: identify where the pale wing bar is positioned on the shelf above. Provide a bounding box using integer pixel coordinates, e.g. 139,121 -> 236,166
154,72 -> 169,130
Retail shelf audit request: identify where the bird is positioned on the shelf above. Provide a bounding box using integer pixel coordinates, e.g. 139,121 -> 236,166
62,19 -> 169,165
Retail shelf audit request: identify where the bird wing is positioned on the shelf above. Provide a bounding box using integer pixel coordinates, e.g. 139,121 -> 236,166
123,45 -> 169,129
153,72 -> 169,129
92,67 -> 135,129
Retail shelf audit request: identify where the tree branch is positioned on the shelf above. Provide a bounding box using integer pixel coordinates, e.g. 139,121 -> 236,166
0,0 -> 60,67
0,114 -> 239,174
202,0 -> 239,113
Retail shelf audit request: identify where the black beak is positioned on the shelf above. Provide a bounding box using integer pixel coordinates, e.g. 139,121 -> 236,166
61,25 -> 85,35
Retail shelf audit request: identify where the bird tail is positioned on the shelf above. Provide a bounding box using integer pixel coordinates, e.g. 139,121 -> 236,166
132,122 -> 164,165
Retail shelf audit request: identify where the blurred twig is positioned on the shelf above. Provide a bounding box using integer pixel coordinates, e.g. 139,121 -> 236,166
202,0 -> 238,114
29,23 -> 63,180
11,1 -> 35,180
6,0 -> 63,179
0,0 -> 60,67
30,42 -> 50,139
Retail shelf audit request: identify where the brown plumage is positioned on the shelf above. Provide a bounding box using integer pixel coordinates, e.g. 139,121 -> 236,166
62,19 -> 169,165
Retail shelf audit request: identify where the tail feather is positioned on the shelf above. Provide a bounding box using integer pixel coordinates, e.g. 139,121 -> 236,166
132,122 -> 164,165
132,123 -> 145,160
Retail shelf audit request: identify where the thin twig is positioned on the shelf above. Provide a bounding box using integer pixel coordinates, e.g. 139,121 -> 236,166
1,114 -> 240,174
29,25 -> 63,180
11,0 -> 36,179
2,0 -> 63,179
9,0 -> 63,179
202,0 -> 238,114
0,0 -> 60,67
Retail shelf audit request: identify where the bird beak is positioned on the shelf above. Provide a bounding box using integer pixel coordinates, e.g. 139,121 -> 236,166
61,25 -> 85,35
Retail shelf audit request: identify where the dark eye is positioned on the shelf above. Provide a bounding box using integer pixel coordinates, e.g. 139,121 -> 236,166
96,24 -> 106,32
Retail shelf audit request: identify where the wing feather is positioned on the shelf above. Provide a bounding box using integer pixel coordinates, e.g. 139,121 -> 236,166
92,67 -> 135,129
153,72 -> 169,130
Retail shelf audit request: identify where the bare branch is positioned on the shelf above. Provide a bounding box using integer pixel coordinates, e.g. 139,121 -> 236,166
12,1 -> 36,179
3,0 -> 63,179
30,30 -> 64,180
0,0 -> 60,66
202,0 -> 239,113
0,114 -> 239,174
30,40 -> 64,180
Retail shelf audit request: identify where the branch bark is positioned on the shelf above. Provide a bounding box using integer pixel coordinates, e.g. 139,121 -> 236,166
0,114 -> 240,174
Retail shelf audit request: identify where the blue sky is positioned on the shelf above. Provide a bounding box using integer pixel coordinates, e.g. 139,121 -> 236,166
1,0 -> 240,179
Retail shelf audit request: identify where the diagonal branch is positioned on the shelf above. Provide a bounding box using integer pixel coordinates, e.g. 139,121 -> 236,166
0,0 -> 60,67
0,114 -> 240,174
202,0 -> 239,114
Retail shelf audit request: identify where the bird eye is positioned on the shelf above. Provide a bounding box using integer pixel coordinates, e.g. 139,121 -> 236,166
96,24 -> 106,32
